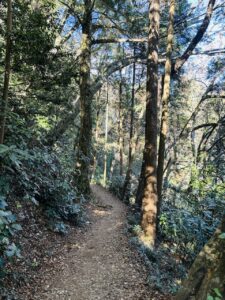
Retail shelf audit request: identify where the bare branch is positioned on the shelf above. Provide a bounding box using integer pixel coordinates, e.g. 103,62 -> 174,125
92,38 -> 147,45
58,0 -> 82,25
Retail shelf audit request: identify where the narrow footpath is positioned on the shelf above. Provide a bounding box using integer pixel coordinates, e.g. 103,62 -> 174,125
35,185 -> 152,300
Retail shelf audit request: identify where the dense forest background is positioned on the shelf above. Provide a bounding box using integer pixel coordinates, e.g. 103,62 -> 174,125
0,0 -> 224,299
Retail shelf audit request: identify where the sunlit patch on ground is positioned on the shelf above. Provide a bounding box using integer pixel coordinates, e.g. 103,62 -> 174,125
93,209 -> 111,216
65,243 -> 81,250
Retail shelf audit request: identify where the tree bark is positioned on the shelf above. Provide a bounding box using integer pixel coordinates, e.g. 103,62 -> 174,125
118,71 -> 124,177
103,81 -> 109,186
92,89 -> 101,180
174,215 -> 225,300
122,58 -> 136,202
140,0 -> 160,247
136,156 -> 145,207
75,0 -> 92,195
0,0 -> 12,144
157,0 -> 176,224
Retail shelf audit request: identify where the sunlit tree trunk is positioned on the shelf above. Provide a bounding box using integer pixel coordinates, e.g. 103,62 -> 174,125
0,0 -> 12,144
75,0 -> 92,195
122,59 -> 136,201
174,214 -> 225,300
136,70 -> 163,208
157,0 -> 176,223
140,0 -> 160,247
103,82 -> 109,186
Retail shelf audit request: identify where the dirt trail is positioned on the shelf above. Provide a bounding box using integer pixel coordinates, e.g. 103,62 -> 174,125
35,185 -> 151,300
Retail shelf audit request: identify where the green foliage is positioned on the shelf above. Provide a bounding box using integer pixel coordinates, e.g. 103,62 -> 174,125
0,196 -> 22,276
0,144 -> 31,167
13,0 -> 57,69
207,288 -> 223,300
109,175 -> 124,199
0,141 -> 84,235
130,237 -> 186,294
219,232 -> 225,239
159,204 -> 215,263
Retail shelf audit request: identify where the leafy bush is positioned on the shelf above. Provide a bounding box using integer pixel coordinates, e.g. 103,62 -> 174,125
109,174 -> 124,199
0,196 -> 22,277
0,144 -> 84,234
159,193 -> 223,263
130,236 -> 186,294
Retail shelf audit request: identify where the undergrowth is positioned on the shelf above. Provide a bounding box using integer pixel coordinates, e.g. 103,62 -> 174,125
0,143 -> 84,277
126,185 -> 224,295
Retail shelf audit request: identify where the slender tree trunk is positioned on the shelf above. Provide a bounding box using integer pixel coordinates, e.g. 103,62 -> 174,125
118,71 -> 124,176
92,89 -> 101,181
163,157 -> 173,188
95,90 -> 102,141
158,75 -> 164,109
122,58 -> 136,201
157,0 -> 176,222
140,0 -> 160,247
191,122 -> 197,163
188,117 -> 197,192
103,82 -> 109,186
109,152 -> 116,181
0,0 -> 12,144
75,0 -> 92,195
174,215 -> 225,300
136,156 -> 145,207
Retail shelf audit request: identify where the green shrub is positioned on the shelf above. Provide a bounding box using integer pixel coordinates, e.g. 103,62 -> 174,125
0,196 -> 22,277
0,144 -> 84,234
109,174 -> 124,199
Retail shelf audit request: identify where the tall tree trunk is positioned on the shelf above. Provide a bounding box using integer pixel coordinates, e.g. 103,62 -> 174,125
140,0 -> 160,247
92,89 -> 101,181
118,71 -> 124,177
122,59 -> 136,202
157,0 -> 176,222
0,0 -> 12,144
174,215 -> 225,300
75,0 -> 92,195
103,82 -> 109,186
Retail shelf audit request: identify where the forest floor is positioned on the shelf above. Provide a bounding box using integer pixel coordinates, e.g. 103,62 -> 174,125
2,185 -> 169,300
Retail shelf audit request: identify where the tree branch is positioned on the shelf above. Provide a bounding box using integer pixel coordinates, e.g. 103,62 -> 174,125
92,38 -> 148,45
192,122 -> 218,131
173,0 -> 216,73
58,0 -> 82,25
91,55 -> 145,97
